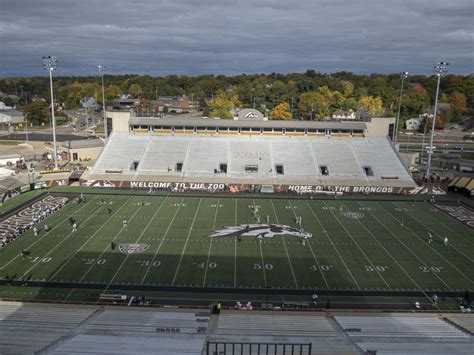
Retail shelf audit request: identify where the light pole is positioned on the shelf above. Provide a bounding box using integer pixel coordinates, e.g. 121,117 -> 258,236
24,113 -> 29,143
426,62 -> 449,177
98,65 -> 107,138
393,72 -> 408,143
43,56 -> 58,169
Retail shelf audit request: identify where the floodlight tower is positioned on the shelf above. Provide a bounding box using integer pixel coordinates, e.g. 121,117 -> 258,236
43,56 -> 59,169
393,72 -> 408,143
426,62 -> 449,177
98,65 -> 107,138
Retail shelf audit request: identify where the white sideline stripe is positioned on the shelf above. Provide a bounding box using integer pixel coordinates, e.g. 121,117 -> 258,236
270,200 -> 299,288
0,197 -> 96,271
372,202 -> 452,289
287,200 -> 329,289
76,196 -> 143,283
103,195 -> 169,292
203,198 -> 219,286
253,198 -> 267,286
48,196 -> 133,282
306,201 -> 361,290
322,200 -> 392,290
234,199 -> 237,288
172,198 -> 203,285
17,197 -> 103,280
392,202 -> 473,284
141,197 -> 186,284
352,201 -> 432,303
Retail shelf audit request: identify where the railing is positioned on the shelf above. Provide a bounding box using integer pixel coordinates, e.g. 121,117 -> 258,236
206,341 -> 312,355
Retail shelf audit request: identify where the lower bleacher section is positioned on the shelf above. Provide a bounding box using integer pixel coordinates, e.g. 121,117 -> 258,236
216,313 -> 336,337
444,314 -> 474,334
1,301 -> 471,355
52,335 -> 205,355
334,315 -> 469,338
334,314 -> 473,355
0,302 -> 96,354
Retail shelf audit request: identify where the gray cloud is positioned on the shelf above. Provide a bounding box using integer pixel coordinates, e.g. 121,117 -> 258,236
0,0 -> 473,77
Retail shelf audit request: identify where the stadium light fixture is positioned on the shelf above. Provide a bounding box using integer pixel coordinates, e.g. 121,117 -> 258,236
393,71 -> 408,144
43,56 -> 59,169
426,62 -> 449,177
98,65 -> 107,138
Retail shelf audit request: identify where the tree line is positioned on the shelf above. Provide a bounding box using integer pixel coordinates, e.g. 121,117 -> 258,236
0,70 -> 472,127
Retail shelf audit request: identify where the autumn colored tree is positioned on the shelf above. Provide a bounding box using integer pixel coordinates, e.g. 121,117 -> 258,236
105,84 -> 122,103
129,84 -> 143,98
24,99 -> 49,124
358,95 -> 383,115
269,102 -> 292,120
207,91 -> 239,119
450,91 -> 466,112
341,80 -> 354,98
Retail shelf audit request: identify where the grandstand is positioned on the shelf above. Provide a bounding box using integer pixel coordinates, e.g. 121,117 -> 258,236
1,302 -> 472,354
84,115 -> 416,192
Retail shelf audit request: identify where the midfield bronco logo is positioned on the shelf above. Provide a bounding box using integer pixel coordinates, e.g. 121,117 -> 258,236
209,224 -> 312,239
119,243 -> 150,255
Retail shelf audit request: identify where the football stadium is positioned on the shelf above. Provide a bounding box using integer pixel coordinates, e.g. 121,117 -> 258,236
1,110 -> 473,354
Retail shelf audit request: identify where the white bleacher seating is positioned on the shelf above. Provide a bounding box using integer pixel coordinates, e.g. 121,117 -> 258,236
91,132 -> 415,187
334,315 -> 470,338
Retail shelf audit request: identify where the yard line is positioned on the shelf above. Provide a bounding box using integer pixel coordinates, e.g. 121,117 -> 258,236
305,201 -> 361,289
234,199 -> 237,287
270,200 -> 299,288
258,238 -> 268,286
371,202 -> 452,289
76,197 -> 144,283
351,201 -> 434,303
17,196 -> 104,280
415,206 -> 473,263
172,198 -> 203,285
49,196 -> 134,282
203,198 -> 219,286
286,200 -> 328,289
141,197 -> 186,284
390,202 -> 473,284
321,200 -> 391,289
0,196 -> 98,271
325,201 -> 393,288
253,198 -> 269,286
103,195 -> 169,292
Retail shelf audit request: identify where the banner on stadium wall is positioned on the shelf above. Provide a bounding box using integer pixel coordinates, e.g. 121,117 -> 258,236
80,179 -> 446,195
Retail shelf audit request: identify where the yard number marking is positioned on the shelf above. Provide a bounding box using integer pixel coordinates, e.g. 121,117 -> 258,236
365,265 -> 389,272
83,258 -> 106,265
254,263 -> 273,270
137,260 -> 161,267
310,265 -> 333,271
419,266 -> 444,273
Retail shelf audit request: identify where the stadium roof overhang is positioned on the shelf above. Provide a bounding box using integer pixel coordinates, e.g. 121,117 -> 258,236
129,116 -> 367,130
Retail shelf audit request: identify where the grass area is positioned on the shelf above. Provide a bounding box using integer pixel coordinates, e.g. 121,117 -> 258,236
0,190 -> 45,215
0,140 -> 21,145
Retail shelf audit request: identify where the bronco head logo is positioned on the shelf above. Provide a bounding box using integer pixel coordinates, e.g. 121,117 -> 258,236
209,224 -> 312,239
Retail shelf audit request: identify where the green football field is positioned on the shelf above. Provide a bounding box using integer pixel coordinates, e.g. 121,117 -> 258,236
0,192 -> 472,304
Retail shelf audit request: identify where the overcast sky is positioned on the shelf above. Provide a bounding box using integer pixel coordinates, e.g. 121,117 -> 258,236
1,0 -> 473,77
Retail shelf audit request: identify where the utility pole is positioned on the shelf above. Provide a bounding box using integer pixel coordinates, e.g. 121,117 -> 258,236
393,72 -> 408,143
43,56 -> 59,169
426,62 -> 449,177
98,65 -> 107,138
